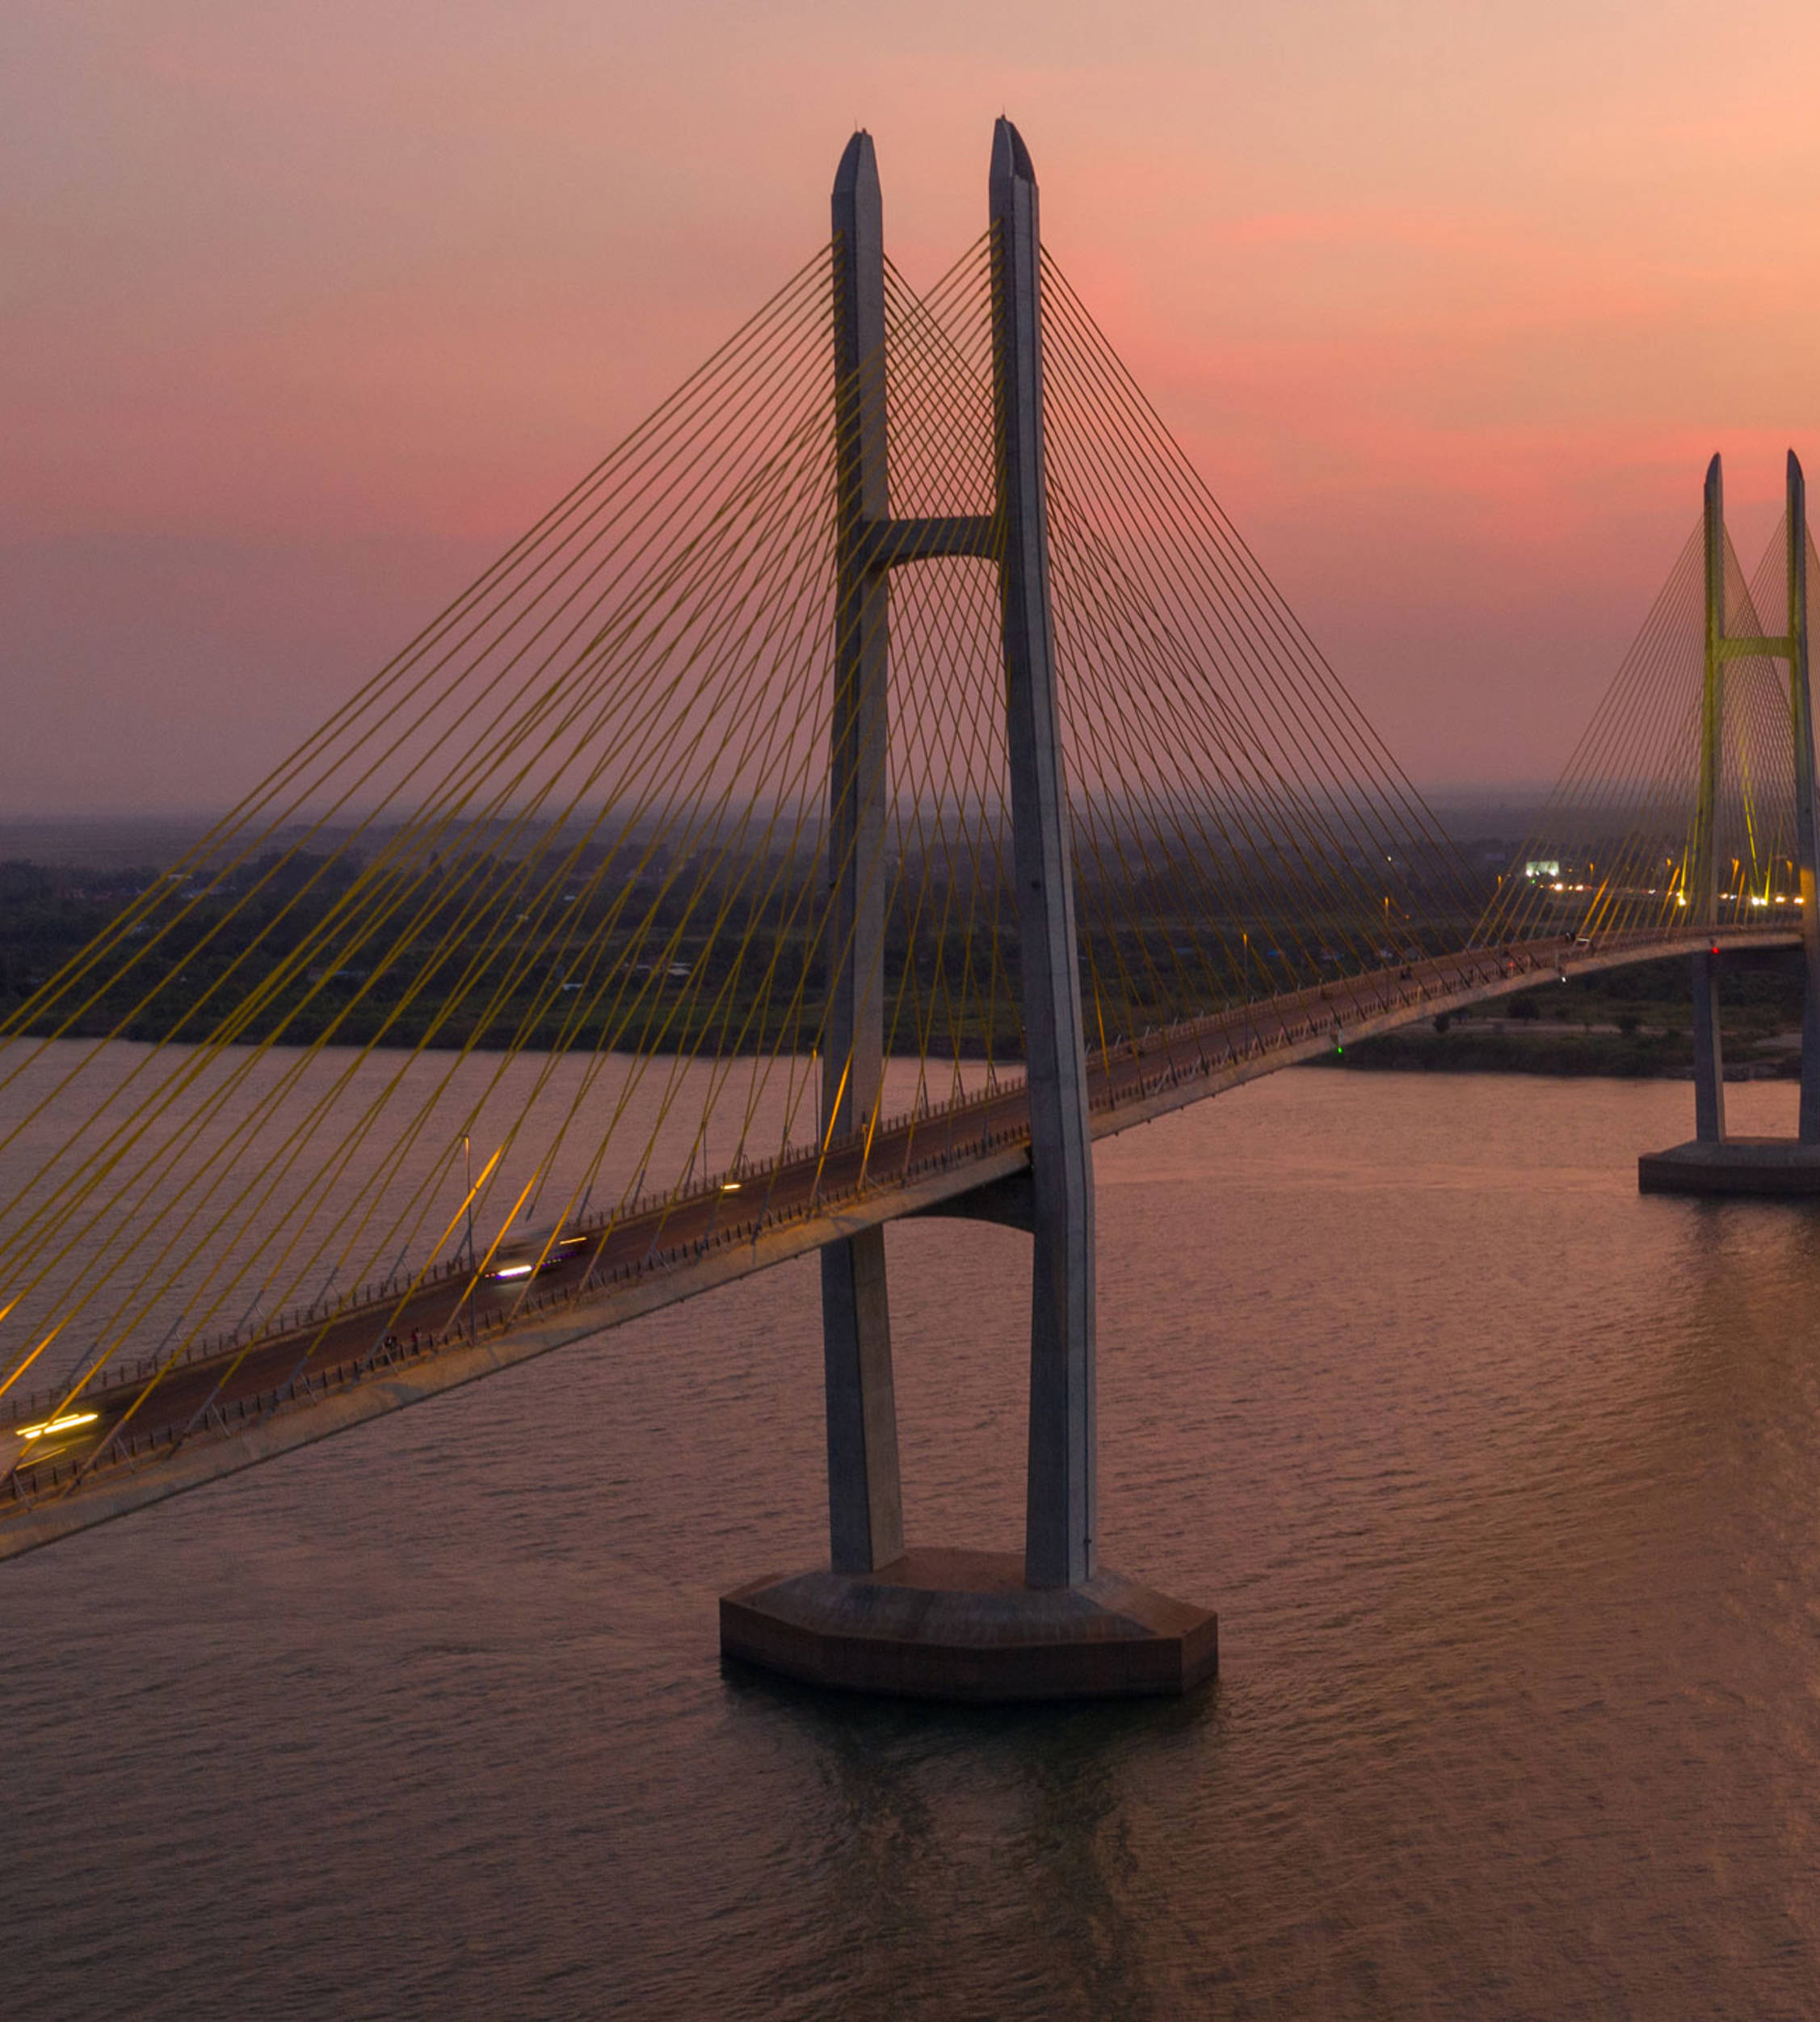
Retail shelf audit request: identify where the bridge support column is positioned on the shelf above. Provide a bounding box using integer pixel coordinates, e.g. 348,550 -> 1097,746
820,132 -> 903,1574
1641,451 -> 1820,1193
1788,454 -> 1820,1143
720,121 -> 1214,1698
990,119 -> 1097,1591
1691,456 -> 1728,1145
1691,946 -> 1725,1143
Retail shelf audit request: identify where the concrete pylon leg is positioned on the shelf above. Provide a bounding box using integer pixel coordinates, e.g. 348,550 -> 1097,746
821,1227 -> 902,1570
1784,452 -> 1820,1142
990,120 -> 1096,1591
822,131 -> 903,1574
1692,456 -> 1727,1147
1799,985 -> 1820,1143
1692,947 -> 1725,1144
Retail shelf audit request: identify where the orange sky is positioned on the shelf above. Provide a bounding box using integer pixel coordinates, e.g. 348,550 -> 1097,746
6,0 -> 1819,812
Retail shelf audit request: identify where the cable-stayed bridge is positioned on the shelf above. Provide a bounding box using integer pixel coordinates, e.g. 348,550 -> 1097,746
3,123 -> 1816,1695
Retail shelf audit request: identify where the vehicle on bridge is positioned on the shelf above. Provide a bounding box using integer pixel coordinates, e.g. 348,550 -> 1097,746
481,1225 -> 593,1283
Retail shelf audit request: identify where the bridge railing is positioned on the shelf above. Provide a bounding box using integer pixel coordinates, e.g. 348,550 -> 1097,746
2,920 -> 1769,1502
0,930 -> 1664,1436
2,944 -> 1528,1445
2,1095 -> 1058,1511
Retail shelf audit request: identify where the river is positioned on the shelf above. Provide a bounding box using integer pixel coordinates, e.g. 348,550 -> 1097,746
3,1065 -> 1818,2018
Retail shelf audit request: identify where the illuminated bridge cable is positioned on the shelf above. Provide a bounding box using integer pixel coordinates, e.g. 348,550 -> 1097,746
1481,514 -> 1806,947
0,248 -> 840,1106
1036,260 -> 1471,989
0,323 -> 845,1407
1038,253 -> 1478,933
0,260 -> 849,1415
0,252 -> 845,1326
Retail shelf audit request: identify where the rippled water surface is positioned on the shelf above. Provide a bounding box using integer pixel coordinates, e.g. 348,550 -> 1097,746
6,1067 -> 1820,2019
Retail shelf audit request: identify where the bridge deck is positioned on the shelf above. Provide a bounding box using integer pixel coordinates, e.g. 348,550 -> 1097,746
1,924 -> 1795,1560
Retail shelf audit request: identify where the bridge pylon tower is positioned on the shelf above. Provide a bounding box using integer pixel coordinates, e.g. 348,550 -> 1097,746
1641,450 -> 1820,1192
719,120 -> 1217,1699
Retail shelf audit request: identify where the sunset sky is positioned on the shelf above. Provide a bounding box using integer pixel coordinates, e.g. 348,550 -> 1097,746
6,0 -> 1818,813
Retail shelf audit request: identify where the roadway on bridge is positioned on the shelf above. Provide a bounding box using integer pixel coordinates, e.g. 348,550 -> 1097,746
4,924 -> 1792,1522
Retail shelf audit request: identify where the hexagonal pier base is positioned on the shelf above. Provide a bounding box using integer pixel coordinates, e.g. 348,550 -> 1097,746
721,1545 -> 1217,1702
1638,1137 -> 1820,1195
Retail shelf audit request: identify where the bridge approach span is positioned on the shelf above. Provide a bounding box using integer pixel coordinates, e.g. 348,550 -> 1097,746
0,923 -> 1793,1562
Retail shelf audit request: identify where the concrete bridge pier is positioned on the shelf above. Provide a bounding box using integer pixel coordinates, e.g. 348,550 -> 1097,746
1690,945 -> 1725,1146
1641,452 -> 1820,1195
719,121 -> 1217,1699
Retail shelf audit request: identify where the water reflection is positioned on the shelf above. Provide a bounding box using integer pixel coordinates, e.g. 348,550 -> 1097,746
720,1662 -> 1218,2019
5,1068 -> 1820,2017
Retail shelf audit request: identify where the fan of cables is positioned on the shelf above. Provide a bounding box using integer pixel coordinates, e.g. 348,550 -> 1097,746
1482,518 -> 1809,944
